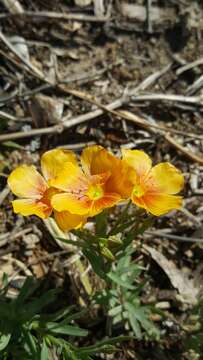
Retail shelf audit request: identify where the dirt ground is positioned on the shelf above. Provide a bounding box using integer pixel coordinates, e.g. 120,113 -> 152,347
0,1 -> 203,359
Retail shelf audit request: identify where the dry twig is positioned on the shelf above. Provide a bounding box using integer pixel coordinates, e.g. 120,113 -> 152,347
0,11 -> 109,22
165,134 -> 203,165
176,57 -> 203,75
131,93 -> 203,106
0,33 -> 202,156
145,230 -> 203,244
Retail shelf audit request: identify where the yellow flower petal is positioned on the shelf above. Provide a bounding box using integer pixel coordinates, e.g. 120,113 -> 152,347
12,199 -> 51,218
132,193 -> 183,216
49,162 -> 88,192
8,165 -> 47,199
41,148 -> 77,182
54,211 -> 86,231
51,193 -> 90,215
122,149 -> 152,177
149,163 -> 184,194
82,146 -> 117,175
81,145 -> 103,175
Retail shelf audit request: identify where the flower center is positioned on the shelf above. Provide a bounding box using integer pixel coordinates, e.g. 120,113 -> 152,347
42,187 -> 60,206
132,183 -> 145,198
87,184 -> 104,200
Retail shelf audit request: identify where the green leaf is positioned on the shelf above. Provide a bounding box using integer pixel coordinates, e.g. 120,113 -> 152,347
2,141 -> 24,149
24,289 -> 59,319
116,246 -> 133,269
121,232 -> 135,249
40,340 -> 49,360
185,333 -> 203,352
95,211 -> 107,237
77,336 -> 132,355
132,307 -> 159,337
137,216 -> 155,235
14,277 -> 37,307
41,309 -> 88,331
108,305 -> 122,317
83,247 -> 106,280
107,272 -> 136,290
40,306 -> 76,323
112,219 -> 136,235
59,309 -> 88,324
112,312 -> 123,324
132,307 -> 150,325
92,289 -> 114,307
71,229 -> 95,243
0,333 -> 11,351
124,302 -> 142,339
47,323 -> 88,337
23,331 -> 38,355
56,237 -> 84,248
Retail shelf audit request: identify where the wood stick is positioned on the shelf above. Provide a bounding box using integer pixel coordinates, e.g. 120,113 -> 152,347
0,10 -> 109,22
176,57 -> 203,75
132,93 -> 203,106
165,134 -> 203,165
145,230 -> 203,244
0,124 -> 63,141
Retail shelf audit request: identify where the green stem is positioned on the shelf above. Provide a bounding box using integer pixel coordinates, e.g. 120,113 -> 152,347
108,200 -> 131,236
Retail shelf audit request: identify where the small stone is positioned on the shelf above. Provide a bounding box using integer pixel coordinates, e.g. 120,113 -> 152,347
185,249 -> 193,258
75,0 -> 92,6
23,233 -> 40,249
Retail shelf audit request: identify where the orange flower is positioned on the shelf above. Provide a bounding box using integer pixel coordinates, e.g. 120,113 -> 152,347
81,145 -> 135,198
7,149 -> 86,231
51,145 -> 134,216
122,149 -> 184,216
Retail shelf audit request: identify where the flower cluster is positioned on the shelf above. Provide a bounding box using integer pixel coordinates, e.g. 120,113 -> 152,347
8,146 -> 184,231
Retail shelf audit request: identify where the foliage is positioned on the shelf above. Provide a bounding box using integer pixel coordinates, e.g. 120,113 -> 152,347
93,246 -> 160,340
58,208 -> 160,341
0,277 -> 130,359
0,277 -> 85,359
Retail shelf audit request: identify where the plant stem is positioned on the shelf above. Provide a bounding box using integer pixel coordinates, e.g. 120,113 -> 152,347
108,201 -> 131,236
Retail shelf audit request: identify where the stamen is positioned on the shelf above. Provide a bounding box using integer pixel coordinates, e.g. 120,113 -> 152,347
87,184 -> 104,200
133,184 -> 145,198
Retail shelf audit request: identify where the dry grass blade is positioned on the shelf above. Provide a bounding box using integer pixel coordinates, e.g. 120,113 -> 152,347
0,30 -> 44,78
0,0 -> 24,13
